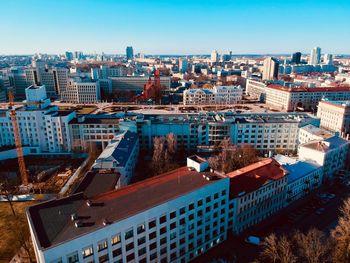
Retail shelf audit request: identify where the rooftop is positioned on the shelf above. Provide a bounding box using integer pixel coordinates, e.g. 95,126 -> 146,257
227,158 -> 287,197
300,135 -> 350,153
300,124 -> 333,138
94,130 -> 138,167
319,99 -> 350,109
283,161 -> 321,183
27,166 -> 225,250
267,84 -> 350,93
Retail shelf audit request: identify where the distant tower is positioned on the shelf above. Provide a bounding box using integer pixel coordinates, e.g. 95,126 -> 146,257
126,46 -> 134,61
211,50 -> 219,63
179,58 -> 189,73
262,57 -> 279,80
309,47 -> 321,65
324,54 -> 333,65
291,52 -> 301,64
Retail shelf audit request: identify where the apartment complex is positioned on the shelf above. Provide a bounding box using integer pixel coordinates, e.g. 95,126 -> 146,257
27,161 -> 230,263
265,85 -> 350,111
317,99 -> 350,137
183,86 -> 242,105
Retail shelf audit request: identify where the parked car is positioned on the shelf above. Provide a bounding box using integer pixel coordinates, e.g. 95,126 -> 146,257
245,236 -> 261,245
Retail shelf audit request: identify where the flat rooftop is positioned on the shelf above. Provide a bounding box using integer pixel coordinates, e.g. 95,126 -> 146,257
300,136 -> 349,153
27,166 -> 224,250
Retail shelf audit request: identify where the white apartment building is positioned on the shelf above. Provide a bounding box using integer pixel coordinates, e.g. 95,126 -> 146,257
317,99 -> 350,138
0,86 -> 75,154
93,131 -> 139,186
62,79 -> 100,103
262,57 -> 279,81
227,158 -> 287,234
265,85 -> 350,112
298,124 -> 333,145
27,161 -> 230,263
298,135 -> 350,181
245,79 -> 268,102
283,161 -> 323,205
183,86 -> 242,105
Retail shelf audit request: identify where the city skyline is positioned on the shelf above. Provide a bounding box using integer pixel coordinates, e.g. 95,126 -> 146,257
1,0 -> 350,55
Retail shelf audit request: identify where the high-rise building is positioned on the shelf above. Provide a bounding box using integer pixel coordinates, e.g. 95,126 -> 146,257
126,46 -> 134,60
65,51 -> 74,61
262,57 -> 279,80
309,47 -> 321,65
211,50 -> 219,63
179,58 -> 189,73
324,54 -> 333,65
291,52 -> 301,64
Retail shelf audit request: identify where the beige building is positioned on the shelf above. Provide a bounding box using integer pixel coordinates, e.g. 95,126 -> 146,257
245,79 -> 268,101
265,85 -> 350,112
262,57 -> 279,80
62,79 -> 100,103
317,99 -> 350,138
298,124 -> 333,145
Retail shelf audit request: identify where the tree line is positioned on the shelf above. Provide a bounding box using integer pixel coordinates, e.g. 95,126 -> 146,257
256,198 -> 350,263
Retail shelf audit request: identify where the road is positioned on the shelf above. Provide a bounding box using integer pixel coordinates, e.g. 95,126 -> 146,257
193,181 -> 350,263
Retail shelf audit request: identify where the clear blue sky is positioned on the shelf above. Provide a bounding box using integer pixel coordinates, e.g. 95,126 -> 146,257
1,0 -> 349,55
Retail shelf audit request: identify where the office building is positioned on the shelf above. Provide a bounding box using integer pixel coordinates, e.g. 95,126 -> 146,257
27,158 -> 230,263
298,124 -> 333,145
245,79 -> 268,102
317,99 -> 350,138
0,85 -> 75,153
298,135 -> 350,181
110,76 -> 170,94
265,84 -> 350,111
283,161 -> 323,205
211,50 -> 219,63
227,158 -> 287,234
324,54 -> 333,65
262,57 -> 279,80
310,47 -> 321,65
291,52 -> 301,64
126,46 -> 134,61
62,79 -> 100,103
179,58 -> 189,73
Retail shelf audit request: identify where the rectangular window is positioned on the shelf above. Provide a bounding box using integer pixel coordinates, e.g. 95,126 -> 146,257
149,219 -> 156,229
137,223 -> 145,234
67,252 -> 79,263
138,236 -> 146,246
111,234 -> 121,245
97,239 -> 108,252
125,228 -> 134,240
112,248 -> 122,257
82,246 -> 93,258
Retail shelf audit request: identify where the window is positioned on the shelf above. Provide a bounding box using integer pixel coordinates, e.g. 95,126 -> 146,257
170,211 -> 176,219
67,252 -> 79,263
111,234 -> 121,245
138,236 -> 146,245
160,215 -> 167,224
149,231 -> 157,240
126,253 -> 134,262
137,223 -> 145,234
112,248 -> 122,257
150,242 -> 157,250
99,254 -> 109,263
125,228 -> 134,240
189,203 -> 194,210
138,247 -> 146,256
97,239 -> 108,252
149,219 -> 156,229
180,207 -> 186,215
82,246 -> 93,258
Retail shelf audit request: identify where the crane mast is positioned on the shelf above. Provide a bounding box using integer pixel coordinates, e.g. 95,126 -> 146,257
8,91 -> 29,186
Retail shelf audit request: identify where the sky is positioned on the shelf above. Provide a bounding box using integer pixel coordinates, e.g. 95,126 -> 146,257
0,0 -> 350,55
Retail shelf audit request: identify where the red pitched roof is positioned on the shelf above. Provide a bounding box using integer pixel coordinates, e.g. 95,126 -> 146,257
227,158 -> 286,197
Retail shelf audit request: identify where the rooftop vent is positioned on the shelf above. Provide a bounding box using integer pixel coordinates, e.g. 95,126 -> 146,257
71,213 -> 78,221
74,221 -> 84,228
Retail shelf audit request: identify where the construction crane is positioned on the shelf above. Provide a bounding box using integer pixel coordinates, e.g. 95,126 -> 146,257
8,91 -> 29,186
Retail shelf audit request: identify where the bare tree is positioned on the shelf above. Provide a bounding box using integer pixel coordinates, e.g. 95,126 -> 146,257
151,136 -> 166,175
331,198 -> 350,263
260,234 -> 297,263
166,133 -> 177,157
294,229 -> 331,263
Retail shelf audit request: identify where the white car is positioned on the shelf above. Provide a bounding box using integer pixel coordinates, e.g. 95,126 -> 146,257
245,236 -> 261,245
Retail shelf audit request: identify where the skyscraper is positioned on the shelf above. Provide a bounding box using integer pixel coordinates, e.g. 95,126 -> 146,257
262,57 -> 279,80
179,58 -> 189,73
324,54 -> 333,65
126,46 -> 134,60
211,50 -> 219,63
291,52 -> 301,64
309,47 -> 321,65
